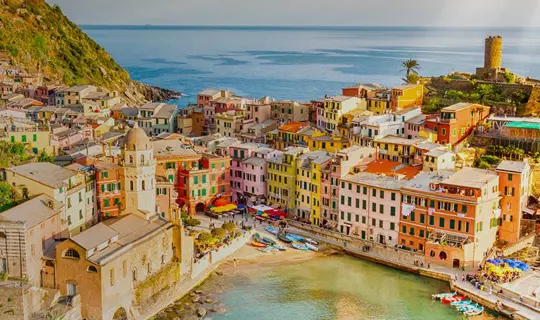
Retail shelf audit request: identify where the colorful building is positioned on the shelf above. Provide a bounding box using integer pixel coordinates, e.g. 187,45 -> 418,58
197,89 -> 234,107
215,110 -> 247,138
266,147 -> 306,210
177,153 -> 231,215
424,103 -> 490,146
229,143 -> 264,204
399,168 -> 500,268
390,84 -> 424,111
323,96 -> 362,132
274,121 -> 317,150
94,162 -> 124,218
374,135 -> 426,166
295,151 -> 333,225
271,100 -> 310,123
339,172 -> 406,245
366,90 -> 392,114
495,160 -> 531,244
241,147 -> 282,205
307,131 -> 350,153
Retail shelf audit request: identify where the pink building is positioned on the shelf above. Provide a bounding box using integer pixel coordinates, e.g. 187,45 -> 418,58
229,143 -> 261,204
241,147 -> 282,205
405,114 -> 425,139
338,172 -> 405,246
245,103 -> 271,124
50,125 -> 84,153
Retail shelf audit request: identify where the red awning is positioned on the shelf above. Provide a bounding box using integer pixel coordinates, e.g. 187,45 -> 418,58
265,209 -> 288,217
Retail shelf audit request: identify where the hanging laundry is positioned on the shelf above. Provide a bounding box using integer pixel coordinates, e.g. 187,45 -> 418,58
493,208 -> 501,218
402,203 -> 415,217
428,207 -> 435,216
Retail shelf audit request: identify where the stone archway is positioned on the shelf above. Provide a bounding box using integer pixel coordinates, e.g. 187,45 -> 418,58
195,202 -> 205,214
113,307 -> 128,320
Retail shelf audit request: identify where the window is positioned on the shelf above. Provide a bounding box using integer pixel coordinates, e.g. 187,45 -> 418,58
461,205 -> 467,213
67,198 -> 71,208
67,282 -> 77,297
390,222 -> 395,230
439,217 -> 445,228
64,248 -> 80,259
340,211 -> 344,220
110,268 -> 115,286
363,187 -> 367,195
21,135 -> 27,142
372,189 -> 376,197
449,219 -> 456,230
33,134 -> 37,142
402,226 -> 406,233
372,203 -> 376,212
419,230 -> 425,238
87,266 -> 98,273
79,210 -> 83,219
441,128 -> 446,136
362,216 -> 367,224
390,207 -> 396,216
429,215 -> 434,226
104,199 -> 110,207
391,193 -> 396,201
340,195 -> 345,205
347,212 -> 352,222
380,190 -> 384,199
101,172 -> 109,179
508,174 -> 513,181
379,204 -> 384,214
130,180 -> 134,190
202,175 -> 207,183
362,200 -> 367,210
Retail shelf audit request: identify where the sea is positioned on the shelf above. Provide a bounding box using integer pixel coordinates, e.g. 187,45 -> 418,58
82,26 -> 540,106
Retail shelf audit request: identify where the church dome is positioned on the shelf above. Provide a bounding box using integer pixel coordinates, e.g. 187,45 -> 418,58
124,123 -> 151,151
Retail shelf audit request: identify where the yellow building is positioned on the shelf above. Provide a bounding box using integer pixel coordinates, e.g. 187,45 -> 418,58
274,121 -> 318,151
373,135 -> 426,166
419,128 -> 438,142
215,110 -> 246,138
6,129 -> 52,154
323,96 -> 362,132
367,95 -> 391,114
266,147 -> 306,210
307,131 -> 350,153
390,84 -> 424,111
295,151 -> 333,225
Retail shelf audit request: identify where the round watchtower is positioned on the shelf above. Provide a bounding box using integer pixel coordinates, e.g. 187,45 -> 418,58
484,35 -> 502,70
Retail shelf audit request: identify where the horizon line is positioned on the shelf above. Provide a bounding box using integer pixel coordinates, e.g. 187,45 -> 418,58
79,24 -> 540,29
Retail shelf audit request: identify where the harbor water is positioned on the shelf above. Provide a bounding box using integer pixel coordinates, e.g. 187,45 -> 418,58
196,255 -> 501,320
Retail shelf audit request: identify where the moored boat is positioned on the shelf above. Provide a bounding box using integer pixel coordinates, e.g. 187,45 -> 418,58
273,243 -> 287,251
463,306 -> 484,316
286,233 -> 305,243
250,241 -> 267,248
262,236 -> 276,246
432,292 -> 455,300
305,243 -> 319,252
456,303 -> 480,312
292,242 -> 310,251
278,233 -> 293,243
265,225 -> 278,235
451,300 -> 471,307
306,238 -> 319,245
253,233 -> 263,242
442,295 -> 465,304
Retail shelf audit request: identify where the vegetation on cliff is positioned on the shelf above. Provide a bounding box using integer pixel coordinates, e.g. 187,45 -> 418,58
0,0 -> 177,103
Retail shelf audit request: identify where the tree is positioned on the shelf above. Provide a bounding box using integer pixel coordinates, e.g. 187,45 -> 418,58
0,182 -> 16,211
211,228 -> 227,241
222,222 -> 236,235
38,150 -> 55,163
401,59 -> 420,77
403,73 -> 420,84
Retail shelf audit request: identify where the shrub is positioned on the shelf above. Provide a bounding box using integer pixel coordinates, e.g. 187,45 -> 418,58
197,232 -> 212,246
184,218 -> 200,227
222,222 -> 236,234
481,155 -> 501,165
211,228 -> 227,240
476,160 -> 491,169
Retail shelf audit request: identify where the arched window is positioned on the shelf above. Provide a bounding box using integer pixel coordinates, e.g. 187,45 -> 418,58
0,231 -> 6,239
140,154 -> 145,164
130,181 -> 134,191
87,266 -> 98,273
142,180 -> 146,191
63,248 -> 80,259
129,155 -> 134,163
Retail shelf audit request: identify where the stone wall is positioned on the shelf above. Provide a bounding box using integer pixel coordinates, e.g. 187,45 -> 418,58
134,262 -> 181,306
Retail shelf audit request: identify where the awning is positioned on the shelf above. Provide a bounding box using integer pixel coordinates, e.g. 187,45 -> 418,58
210,203 -> 237,213
265,209 -> 288,218
251,205 -> 273,212
237,204 -> 245,209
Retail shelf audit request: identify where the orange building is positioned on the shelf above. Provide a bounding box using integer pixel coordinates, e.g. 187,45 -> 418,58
94,162 -> 124,218
177,153 -> 231,215
399,168 -> 499,268
495,160 -> 531,244
424,103 -> 490,146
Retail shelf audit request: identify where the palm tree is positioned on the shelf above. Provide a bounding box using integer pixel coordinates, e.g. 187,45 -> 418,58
401,59 -> 420,77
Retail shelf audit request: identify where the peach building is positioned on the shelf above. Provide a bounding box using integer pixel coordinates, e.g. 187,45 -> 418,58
339,172 -> 406,245
399,168 -> 499,268
495,160 -> 531,244
95,162 -> 124,218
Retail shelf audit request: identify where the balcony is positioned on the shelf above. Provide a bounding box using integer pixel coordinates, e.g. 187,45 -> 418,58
427,230 -> 471,248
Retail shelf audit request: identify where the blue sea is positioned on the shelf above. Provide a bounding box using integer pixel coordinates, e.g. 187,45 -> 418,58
82,26 -> 540,105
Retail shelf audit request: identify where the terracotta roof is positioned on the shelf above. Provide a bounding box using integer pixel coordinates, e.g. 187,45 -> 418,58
361,159 -> 421,179
278,121 -> 308,133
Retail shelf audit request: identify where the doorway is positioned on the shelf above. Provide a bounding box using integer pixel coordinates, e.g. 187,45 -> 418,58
453,259 -> 460,268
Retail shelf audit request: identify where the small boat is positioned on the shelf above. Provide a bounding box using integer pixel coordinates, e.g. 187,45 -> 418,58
273,243 -> 287,251
292,242 -> 310,251
261,237 -> 276,246
305,238 -> 319,245
265,225 -> 278,235
286,233 -> 305,243
257,247 -> 270,253
442,295 -> 465,304
456,303 -> 480,312
451,300 -> 471,307
305,243 -> 319,252
278,233 -> 293,243
250,241 -> 267,248
432,292 -> 455,300
265,246 -> 280,252
463,306 -> 484,316
253,233 -> 263,242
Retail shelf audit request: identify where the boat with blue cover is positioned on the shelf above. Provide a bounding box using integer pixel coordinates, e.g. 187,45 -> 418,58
265,225 -> 278,235
292,242 -> 310,251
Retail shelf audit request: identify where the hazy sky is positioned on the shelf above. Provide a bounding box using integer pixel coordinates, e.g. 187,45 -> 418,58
47,0 -> 540,27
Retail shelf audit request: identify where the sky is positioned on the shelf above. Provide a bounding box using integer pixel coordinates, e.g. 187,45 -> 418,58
47,0 -> 540,27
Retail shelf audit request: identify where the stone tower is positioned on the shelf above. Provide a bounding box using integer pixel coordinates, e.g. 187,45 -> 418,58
484,35 -> 503,70
122,123 -> 157,217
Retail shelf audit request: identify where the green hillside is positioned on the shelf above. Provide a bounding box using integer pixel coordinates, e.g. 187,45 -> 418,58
0,0 -> 175,102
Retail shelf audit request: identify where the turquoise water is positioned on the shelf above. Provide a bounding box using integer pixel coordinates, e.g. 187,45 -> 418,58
205,255 -> 468,320
82,26 -> 540,105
